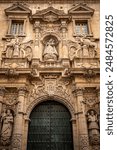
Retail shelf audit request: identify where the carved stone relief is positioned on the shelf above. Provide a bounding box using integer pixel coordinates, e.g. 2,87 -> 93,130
68,36 -> 98,60
87,110 -> 100,146
77,36 -> 97,58
41,23 -> 60,34
43,38 -> 58,61
29,80 -> 46,100
83,87 -> 100,112
67,40 -> 81,60
83,69 -> 96,82
11,134 -> 22,150
2,36 -> 33,61
28,74 -> 73,105
0,109 -> 14,146
79,135 -> 89,150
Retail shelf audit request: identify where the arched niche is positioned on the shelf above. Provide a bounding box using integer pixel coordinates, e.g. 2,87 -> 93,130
41,34 -> 60,61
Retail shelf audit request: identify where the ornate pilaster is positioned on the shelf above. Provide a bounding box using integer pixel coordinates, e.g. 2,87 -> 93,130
73,85 -> 89,150
60,20 -> 68,40
60,20 -> 69,58
11,87 -> 27,150
33,21 -> 41,59
17,87 -> 27,114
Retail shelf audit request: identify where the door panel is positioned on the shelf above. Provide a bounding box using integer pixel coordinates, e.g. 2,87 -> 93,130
27,101 -> 73,150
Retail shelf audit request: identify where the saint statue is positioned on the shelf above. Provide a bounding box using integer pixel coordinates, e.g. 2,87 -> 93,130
87,110 -> 99,137
0,109 -> 14,145
43,38 -> 58,61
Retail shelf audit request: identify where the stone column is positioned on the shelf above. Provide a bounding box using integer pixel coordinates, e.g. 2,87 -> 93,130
71,118 -> 78,150
60,20 -> 68,58
74,86 -> 89,150
12,87 -> 27,150
23,117 -> 30,150
33,21 -> 41,59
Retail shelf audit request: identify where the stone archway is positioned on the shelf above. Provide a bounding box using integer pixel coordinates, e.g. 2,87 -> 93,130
27,100 -> 74,150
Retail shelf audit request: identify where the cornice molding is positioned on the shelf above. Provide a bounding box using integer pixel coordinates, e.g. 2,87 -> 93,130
0,0 -> 100,4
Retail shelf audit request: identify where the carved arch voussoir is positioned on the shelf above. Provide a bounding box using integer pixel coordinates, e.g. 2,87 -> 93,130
26,95 -> 75,119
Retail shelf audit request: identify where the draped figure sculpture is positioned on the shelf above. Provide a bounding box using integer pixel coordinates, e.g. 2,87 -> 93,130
0,109 -> 14,145
43,38 -> 58,61
87,110 -> 99,137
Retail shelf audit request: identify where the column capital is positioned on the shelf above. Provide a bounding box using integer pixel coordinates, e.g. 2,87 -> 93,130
17,87 -> 28,96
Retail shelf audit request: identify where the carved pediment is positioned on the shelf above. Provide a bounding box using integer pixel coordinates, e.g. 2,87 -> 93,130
69,3 -> 94,16
5,2 -> 31,16
32,6 -> 69,22
43,12 -> 58,22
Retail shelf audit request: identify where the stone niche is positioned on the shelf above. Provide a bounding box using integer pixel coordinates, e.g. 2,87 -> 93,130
42,35 -> 59,62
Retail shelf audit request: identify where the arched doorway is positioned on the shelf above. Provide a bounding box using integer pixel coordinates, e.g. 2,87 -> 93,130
27,100 -> 74,150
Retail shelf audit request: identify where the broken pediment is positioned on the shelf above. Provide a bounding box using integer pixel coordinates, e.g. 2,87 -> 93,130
68,3 -> 94,16
5,2 -> 31,16
31,6 -> 69,22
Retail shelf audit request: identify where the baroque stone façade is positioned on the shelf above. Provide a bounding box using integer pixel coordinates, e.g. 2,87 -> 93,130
0,0 -> 100,150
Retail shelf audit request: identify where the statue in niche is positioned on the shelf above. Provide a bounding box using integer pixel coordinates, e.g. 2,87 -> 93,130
43,38 -> 58,61
0,109 -> 14,145
3,36 -> 33,61
87,110 -> 99,137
